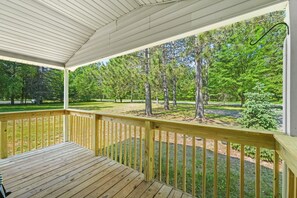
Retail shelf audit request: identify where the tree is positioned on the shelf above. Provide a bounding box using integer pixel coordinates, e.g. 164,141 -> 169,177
144,49 -> 152,116
208,12 -> 286,105
160,45 -> 170,110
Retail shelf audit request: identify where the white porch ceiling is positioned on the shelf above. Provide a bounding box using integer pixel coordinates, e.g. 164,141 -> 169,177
0,0 -> 287,70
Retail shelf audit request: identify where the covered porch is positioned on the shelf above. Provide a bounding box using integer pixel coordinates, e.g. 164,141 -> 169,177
1,142 -> 188,198
1,0 -> 297,197
1,109 -> 296,197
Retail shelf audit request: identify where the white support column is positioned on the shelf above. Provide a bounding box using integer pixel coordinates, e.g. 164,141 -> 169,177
285,0 -> 297,137
283,2 -> 297,197
63,69 -> 69,142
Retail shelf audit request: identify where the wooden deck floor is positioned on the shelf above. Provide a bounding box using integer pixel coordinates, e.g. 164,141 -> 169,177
0,142 -> 192,198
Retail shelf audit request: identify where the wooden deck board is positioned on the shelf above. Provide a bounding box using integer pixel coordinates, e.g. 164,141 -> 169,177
0,142 -> 193,198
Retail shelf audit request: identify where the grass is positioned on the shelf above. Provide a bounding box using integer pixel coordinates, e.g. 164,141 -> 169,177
104,138 -> 281,198
0,101 -> 241,127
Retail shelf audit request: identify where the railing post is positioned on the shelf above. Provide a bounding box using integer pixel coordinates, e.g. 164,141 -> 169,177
0,121 -> 8,159
93,114 -> 99,156
144,120 -> 154,181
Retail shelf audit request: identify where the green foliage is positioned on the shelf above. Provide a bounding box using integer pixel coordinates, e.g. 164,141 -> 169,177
208,12 -> 285,105
70,64 -> 101,101
238,83 -> 278,130
0,11 -> 285,110
231,143 -> 274,162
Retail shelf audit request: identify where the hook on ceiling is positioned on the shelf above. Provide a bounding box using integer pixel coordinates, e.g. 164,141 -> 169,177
250,22 -> 290,46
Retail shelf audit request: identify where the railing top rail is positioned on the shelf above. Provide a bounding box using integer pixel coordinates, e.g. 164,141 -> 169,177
66,108 -> 281,149
66,108 -> 279,134
0,109 -> 65,121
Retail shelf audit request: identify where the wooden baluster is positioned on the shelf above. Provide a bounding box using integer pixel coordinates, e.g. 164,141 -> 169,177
89,118 -> 91,149
80,117 -> 83,146
202,138 -> 206,198
294,176 -> 297,198
0,120 -> 8,159
84,118 -> 87,147
255,147 -> 260,198
133,125 -> 136,169
273,151 -> 279,198
294,177 -> 297,198
93,114 -> 99,156
214,140 -> 218,198
240,144 -> 245,198
47,116 -> 50,146
69,116 -> 72,142
12,120 -> 15,155
85,117 -> 88,148
174,132 -> 177,187
72,116 -> 75,143
35,117 -> 38,149
129,125 -> 132,167
139,127 -> 143,173
42,117 -> 45,148
98,119 -> 102,155
53,116 -> 56,145
226,142 -> 231,198
86,118 -> 89,148
110,122 -> 114,160
21,119 -> 24,153
102,120 -> 105,156
119,123 -> 122,163
192,136 -> 196,197
166,131 -> 170,185
28,117 -> 31,151
77,117 -> 80,145
107,121 -> 110,158
158,130 -> 162,181
59,115 -> 62,143
115,123 -> 118,162
182,134 -> 187,192
144,121 -> 154,181
124,124 -> 127,165
288,168 -> 295,198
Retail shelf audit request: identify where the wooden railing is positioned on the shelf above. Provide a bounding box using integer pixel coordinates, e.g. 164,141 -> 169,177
1,109 -> 297,197
274,135 -> 297,198
0,110 -> 65,158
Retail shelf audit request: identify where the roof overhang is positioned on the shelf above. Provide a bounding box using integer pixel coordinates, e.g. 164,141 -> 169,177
0,0 -> 288,70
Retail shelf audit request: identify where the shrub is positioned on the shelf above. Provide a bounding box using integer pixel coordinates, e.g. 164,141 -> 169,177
236,83 -> 278,162
231,143 -> 274,162
238,83 -> 278,130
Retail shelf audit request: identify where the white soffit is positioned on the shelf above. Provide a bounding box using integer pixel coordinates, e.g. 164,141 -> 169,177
0,0 -> 287,70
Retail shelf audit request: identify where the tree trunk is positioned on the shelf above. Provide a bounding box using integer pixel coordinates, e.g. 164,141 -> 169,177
172,77 -> 177,108
194,37 -> 204,119
239,93 -> 245,107
120,98 -> 123,103
144,48 -> 152,116
161,45 -> 170,111
10,93 -> 15,105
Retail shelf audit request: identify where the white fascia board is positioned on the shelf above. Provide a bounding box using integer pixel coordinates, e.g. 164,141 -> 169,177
0,50 -> 65,70
66,0 -> 287,69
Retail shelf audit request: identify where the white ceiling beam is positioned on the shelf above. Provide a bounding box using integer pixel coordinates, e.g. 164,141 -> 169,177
66,0 -> 287,69
0,50 -> 65,70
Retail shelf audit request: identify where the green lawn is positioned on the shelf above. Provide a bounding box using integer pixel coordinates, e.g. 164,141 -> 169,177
104,138 -> 281,198
0,101 -> 240,126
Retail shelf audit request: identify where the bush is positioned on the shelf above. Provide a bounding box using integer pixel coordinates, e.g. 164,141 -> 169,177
238,83 -> 278,130
236,84 -> 277,162
231,143 -> 274,162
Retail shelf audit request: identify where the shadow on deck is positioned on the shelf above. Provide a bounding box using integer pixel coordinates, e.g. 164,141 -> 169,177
0,142 -> 192,198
